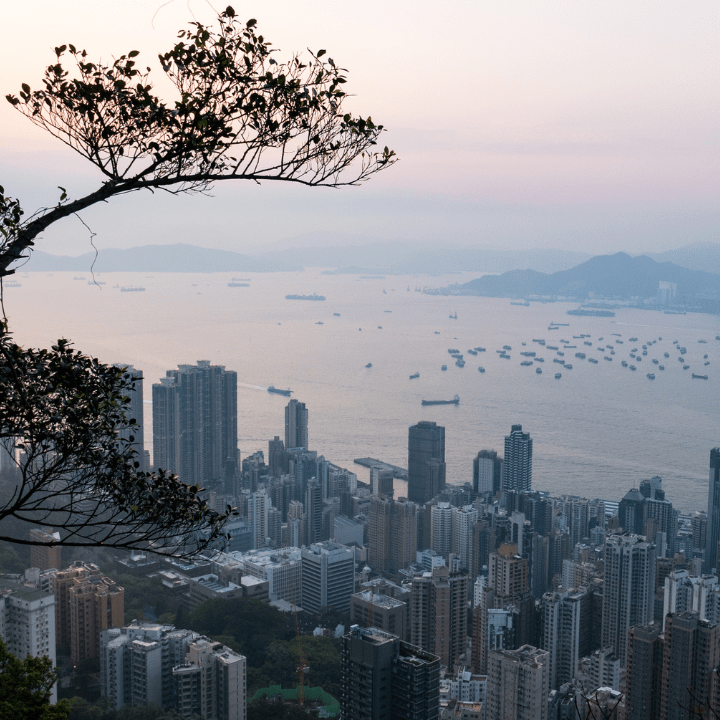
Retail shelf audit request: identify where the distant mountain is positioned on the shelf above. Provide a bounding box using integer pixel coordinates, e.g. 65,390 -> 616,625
647,243 -> 720,275
25,244 -> 301,273
445,252 -> 720,300
257,241 -> 592,274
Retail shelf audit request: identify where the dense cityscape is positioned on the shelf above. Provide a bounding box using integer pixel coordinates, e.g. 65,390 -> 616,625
2,357 -> 719,719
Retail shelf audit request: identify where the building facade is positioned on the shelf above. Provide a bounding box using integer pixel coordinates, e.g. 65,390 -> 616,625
408,421 -> 446,504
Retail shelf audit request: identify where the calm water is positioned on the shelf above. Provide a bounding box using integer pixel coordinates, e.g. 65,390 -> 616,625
6,270 -> 719,512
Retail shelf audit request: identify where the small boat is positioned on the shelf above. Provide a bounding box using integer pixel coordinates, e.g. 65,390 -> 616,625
652,359 -> 659,365
647,373 -> 655,380
683,365 -> 690,370
378,326 -> 382,329
121,286 -> 146,292
421,395 -> 460,406
555,373 -> 562,379
456,359 -> 466,367
536,367 -> 542,374
621,361 -> 628,368
534,357 -> 544,363
316,321 -> 324,325
630,365 -> 637,371
521,360 -> 534,366
334,312 -> 341,316
478,367 -> 485,373
449,312 -> 458,319
88,280 -> 106,285
268,386 -> 292,396
564,364 -> 573,370
228,282 -> 249,287
441,365 -> 447,371
410,372 -> 420,379
448,348 -> 460,354
366,363 -> 372,368
692,374 -> 709,380
475,347 -> 486,352
659,365 -> 665,370
468,349 -> 478,356
503,345 -> 512,350
588,358 -> 599,364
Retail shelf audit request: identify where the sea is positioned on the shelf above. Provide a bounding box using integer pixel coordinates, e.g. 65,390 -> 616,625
5,269 -> 719,513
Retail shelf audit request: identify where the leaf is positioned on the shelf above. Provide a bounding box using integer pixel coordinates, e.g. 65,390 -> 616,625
317,49 -> 326,57
128,50 -> 140,58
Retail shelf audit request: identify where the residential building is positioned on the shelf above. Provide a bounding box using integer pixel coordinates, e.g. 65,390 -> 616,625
350,590 -> 407,640
452,506 -> 478,572
341,625 -> 440,720
29,528 -> 61,571
152,361 -> 237,486
601,534 -> 656,666
501,425 -> 532,493
473,450 -> 502,496
431,502 -> 453,558
486,645 -> 549,720
285,399 -> 308,450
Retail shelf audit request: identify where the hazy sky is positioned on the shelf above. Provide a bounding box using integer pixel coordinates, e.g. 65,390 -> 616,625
1,1 -> 718,257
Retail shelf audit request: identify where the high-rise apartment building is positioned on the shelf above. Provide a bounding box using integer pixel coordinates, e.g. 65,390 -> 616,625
408,421 -> 446,504
0,586 -> 57,701
488,543 -> 529,600
341,625 -> 440,720
410,565 -> 468,668
285,399 -> 308,450
451,505 -> 478,572
704,448 -> 720,573
430,502 -> 453,558
304,479 -> 323,545
117,364 -> 146,472
486,645 -> 549,720
601,534 -> 656,666
350,591 -> 408,641
502,424 -> 532,493
152,361 -> 238,485
370,466 -> 394,498
473,450 -> 502,495
626,623 -> 664,720
301,541 -> 355,614
29,528 -> 61,571
368,496 -> 418,575
661,612 -> 720,720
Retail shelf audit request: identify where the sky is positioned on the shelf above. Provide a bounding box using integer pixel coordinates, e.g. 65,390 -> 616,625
1,1 -> 719,257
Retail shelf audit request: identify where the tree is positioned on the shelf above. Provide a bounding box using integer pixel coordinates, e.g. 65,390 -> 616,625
0,6 -> 394,556
0,637 -> 71,720
1,5 -> 395,279
0,331 -> 229,556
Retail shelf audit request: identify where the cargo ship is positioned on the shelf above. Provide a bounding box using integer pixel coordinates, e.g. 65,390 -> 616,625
421,395 -> 460,406
268,386 -> 292,396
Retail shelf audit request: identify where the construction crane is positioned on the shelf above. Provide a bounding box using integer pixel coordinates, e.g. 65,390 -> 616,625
291,586 -> 308,707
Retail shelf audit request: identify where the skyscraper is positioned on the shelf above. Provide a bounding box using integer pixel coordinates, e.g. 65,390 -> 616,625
408,421 -> 445,504
152,361 -> 237,485
341,626 -> 440,720
473,449 -> 502,495
601,534 -> 656,666
502,424 -> 532,493
704,448 -> 720,572
117,364 -> 147,472
285,399 -> 308,449
486,645 -> 549,720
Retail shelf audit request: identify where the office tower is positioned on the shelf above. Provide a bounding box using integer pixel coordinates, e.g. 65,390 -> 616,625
692,511 -> 708,557
469,519 -> 495,580
304,478 -> 323,545
486,645 -> 549,720
370,466 -> 394,498
287,500 -> 304,547
408,421 -> 446,504
452,505 -> 478,571
268,435 -> 285,477
502,424 -> 532,493
601,534 -> 656,666
473,449 -> 502,496
430,502 -> 453,557
29,528 -> 61,571
409,565 -> 468,668
152,361 -> 237,485
341,626 -> 440,720
619,487 -> 646,535
529,532 -> 550,598
626,623 -> 664,720
116,364 -> 146,472
661,612 -> 720,720
301,541 -> 355,614
285,398 -> 308,449
705,448 -> 720,573
541,588 -> 592,691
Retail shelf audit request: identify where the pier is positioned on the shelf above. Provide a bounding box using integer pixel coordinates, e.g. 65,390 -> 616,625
353,458 -> 408,480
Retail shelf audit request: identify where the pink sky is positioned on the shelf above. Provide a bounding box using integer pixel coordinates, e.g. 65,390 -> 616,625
1,0 -> 718,255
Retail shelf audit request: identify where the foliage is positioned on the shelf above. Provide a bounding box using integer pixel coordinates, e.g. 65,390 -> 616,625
1,6 -> 395,278
0,329 -> 229,557
0,637 -> 72,720
113,573 -> 183,626
68,698 -> 201,720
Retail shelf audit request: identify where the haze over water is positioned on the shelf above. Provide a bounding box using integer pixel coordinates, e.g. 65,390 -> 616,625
7,270 -> 719,513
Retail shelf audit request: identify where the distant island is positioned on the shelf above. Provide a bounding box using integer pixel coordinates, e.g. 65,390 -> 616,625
285,293 -> 325,301
427,252 -> 720,314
